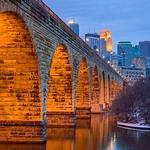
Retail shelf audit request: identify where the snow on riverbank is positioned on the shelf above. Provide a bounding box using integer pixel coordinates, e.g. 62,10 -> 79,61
117,121 -> 150,130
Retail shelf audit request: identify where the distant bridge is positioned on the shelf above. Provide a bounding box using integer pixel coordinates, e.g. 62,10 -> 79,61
0,0 -> 123,143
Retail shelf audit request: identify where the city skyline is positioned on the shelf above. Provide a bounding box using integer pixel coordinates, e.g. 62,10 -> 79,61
44,0 -> 150,51
1,1 -> 150,148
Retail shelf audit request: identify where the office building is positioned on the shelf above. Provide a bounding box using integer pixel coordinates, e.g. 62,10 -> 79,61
117,41 -> 141,67
146,68 -> 150,77
145,57 -> 150,68
145,57 -> 150,77
117,41 -> 133,67
121,67 -> 146,86
67,19 -> 79,35
100,29 -> 113,53
131,56 -> 146,69
85,33 -> 101,55
109,52 -> 123,67
138,41 -> 150,57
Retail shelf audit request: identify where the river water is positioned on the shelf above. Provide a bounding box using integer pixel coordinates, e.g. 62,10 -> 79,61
0,115 -> 150,150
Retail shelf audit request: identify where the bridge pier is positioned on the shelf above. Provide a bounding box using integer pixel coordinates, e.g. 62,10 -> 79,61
91,66 -> 101,114
76,58 -> 91,118
47,112 -> 76,127
91,104 -> 101,113
0,121 -> 46,143
76,107 -> 91,119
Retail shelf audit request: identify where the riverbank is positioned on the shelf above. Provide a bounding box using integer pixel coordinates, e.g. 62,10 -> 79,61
117,121 -> 150,130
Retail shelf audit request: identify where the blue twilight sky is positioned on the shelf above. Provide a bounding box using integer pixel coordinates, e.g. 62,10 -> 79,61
43,0 -> 150,51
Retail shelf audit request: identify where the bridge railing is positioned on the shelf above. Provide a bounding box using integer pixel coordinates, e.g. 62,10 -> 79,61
36,0 -> 122,78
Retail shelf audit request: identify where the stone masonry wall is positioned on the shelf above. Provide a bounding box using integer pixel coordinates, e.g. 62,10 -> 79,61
0,0 -> 124,142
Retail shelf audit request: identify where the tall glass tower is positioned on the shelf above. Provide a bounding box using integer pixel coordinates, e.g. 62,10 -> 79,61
85,33 -> 101,55
67,19 -> 79,36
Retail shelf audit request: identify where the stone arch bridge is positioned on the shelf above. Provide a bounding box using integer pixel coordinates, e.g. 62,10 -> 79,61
0,0 -> 123,143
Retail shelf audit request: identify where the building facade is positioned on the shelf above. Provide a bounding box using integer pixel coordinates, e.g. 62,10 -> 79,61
138,41 -> 150,57
121,67 -> 146,86
109,53 -> 123,67
117,41 -> 133,67
117,41 -> 142,67
145,57 -> 150,68
85,33 -> 101,55
131,56 -> 146,69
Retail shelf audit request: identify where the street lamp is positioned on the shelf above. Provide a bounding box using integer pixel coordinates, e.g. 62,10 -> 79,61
102,55 -> 105,59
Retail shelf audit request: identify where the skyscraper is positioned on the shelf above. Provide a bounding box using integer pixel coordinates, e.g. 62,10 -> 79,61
85,33 -> 101,55
138,41 -> 150,57
67,19 -> 79,35
117,41 -> 142,67
109,52 -> 123,67
100,29 -> 113,53
138,41 -> 150,76
117,41 -> 131,66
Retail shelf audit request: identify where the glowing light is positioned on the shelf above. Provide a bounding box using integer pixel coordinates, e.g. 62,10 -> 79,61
0,12 -> 41,121
96,48 -> 99,52
100,29 -> 113,53
67,18 -> 76,25
86,38 -> 89,42
47,44 -> 73,113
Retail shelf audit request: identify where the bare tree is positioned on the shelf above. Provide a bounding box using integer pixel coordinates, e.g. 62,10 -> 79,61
112,77 -> 150,124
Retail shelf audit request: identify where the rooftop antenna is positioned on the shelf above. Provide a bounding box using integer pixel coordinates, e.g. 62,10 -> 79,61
89,28 -> 91,33
94,28 -> 95,33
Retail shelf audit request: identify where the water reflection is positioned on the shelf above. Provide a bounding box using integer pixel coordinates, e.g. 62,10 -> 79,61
0,115 -> 150,150
76,118 -> 91,150
47,128 -> 75,150
0,143 -> 46,150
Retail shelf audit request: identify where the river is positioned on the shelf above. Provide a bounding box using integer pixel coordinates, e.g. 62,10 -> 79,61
0,114 -> 150,150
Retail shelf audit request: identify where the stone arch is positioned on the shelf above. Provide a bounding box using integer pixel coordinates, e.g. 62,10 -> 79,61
0,12 -> 41,121
47,44 -> 74,127
100,71 -> 105,109
76,58 -> 90,118
91,65 -> 100,113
